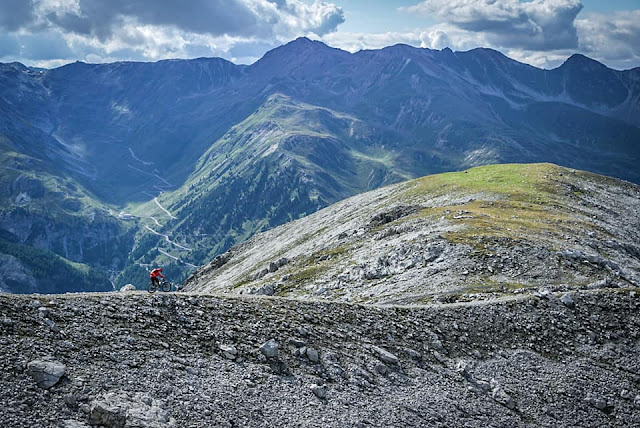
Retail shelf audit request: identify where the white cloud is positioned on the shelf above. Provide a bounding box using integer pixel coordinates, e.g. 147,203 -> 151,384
402,0 -> 583,50
0,0 -> 345,66
576,10 -> 640,69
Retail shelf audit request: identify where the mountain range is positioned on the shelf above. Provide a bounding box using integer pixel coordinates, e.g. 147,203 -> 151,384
1,37 -> 639,293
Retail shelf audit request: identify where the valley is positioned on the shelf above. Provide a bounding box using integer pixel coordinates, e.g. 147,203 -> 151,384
1,38 -> 639,295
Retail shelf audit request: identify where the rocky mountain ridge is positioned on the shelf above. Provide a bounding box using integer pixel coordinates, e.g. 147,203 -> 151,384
183,163 -> 640,304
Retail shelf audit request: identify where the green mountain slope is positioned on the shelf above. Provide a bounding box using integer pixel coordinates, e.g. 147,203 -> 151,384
2,40 -> 640,293
0,139 -> 134,293
183,163 -> 640,304
120,94 -> 410,287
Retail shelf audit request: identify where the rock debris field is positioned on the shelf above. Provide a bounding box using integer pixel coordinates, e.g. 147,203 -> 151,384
1,288 -> 639,427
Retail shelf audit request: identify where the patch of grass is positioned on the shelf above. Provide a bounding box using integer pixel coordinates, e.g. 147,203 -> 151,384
391,163 -> 592,250
287,265 -> 323,284
441,199 -> 569,245
312,244 -> 350,259
403,162 -> 562,203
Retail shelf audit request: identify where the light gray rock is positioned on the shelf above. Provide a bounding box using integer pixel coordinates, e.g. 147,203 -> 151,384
490,380 -> 515,409
259,339 -> 278,358
371,345 -> 398,365
306,347 -> 320,363
89,392 -> 172,428
310,384 -> 327,399
560,293 -> 575,308
27,359 -> 66,389
61,420 -> 90,428
119,284 -> 136,292
219,344 -> 238,360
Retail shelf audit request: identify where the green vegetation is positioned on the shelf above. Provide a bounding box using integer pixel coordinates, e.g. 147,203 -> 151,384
396,163 -> 584,247
0,238 -> 112,293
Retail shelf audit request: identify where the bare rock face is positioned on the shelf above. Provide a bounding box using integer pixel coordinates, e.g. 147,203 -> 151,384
26,359 -> 66,389
89,392 -> 172,428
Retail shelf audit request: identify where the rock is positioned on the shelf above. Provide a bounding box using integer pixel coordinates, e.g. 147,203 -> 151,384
306,347 -> 320,363
288,337 -> 306,348
259,339 -> 278,358
64,393 -> 78,408
560,293 -> 575,308
61,420 -> 90,428
371,345 -> 398,365
119,284 -> 136,292
374,363 -> 388,375
490,380 -> 515,409
586,394 -> 608,410
27,359 -> 66,389
310,384 -> 327,399
37,307 -> 50,318
405,348 -> 421,360
254,283 -> 275,296
89,399 -> 127,428
89,392 -> 171,428
219,344 -> 238,360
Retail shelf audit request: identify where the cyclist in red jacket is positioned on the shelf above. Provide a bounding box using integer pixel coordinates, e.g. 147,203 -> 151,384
149,268 -> 165,287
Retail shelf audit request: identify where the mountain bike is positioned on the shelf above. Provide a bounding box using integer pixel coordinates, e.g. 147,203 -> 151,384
146,279 -> 173,293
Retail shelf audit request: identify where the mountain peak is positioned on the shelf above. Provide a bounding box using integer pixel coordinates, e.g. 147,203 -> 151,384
277,37 -> 335,54
252,37 -> 348,71
560,53 -> 608,71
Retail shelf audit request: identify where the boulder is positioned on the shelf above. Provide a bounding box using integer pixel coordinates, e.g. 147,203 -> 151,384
310,384 -> 327,399
306,347 -> 320,363
89,392 -> 171,428
259,339 -> 278,358
27,359 -> 66,389
119,284 -> 136,292
560,293 -> 575,308
371,345 -> 398,365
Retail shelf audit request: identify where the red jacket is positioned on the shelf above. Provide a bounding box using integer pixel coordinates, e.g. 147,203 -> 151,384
150,269 -> 165,279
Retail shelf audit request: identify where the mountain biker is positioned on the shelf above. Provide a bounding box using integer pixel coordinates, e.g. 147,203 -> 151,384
149,268 -> 165,287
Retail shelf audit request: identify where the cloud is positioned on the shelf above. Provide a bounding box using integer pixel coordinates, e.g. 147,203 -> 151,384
576,10 -> 640,69
0,0 -> 35,31
0,0 -> 344,66
402,0 -> 583,50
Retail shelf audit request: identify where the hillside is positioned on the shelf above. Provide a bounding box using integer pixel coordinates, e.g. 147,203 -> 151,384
184,163 -> 640,304
1,288 -> 638,427
2,38 -> 640,293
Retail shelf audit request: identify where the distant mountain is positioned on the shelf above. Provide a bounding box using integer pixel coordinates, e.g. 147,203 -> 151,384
1,38 -> 639,292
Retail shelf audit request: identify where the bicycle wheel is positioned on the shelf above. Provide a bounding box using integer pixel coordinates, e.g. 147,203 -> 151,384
161,281 -> 172,292
146,282 -> 158,293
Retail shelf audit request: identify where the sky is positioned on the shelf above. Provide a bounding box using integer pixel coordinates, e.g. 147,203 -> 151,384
0,0 -> 638,70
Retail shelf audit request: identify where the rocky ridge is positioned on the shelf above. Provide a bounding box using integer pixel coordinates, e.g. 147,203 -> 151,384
0,288 -> 639,427
183,163 -> 640,304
